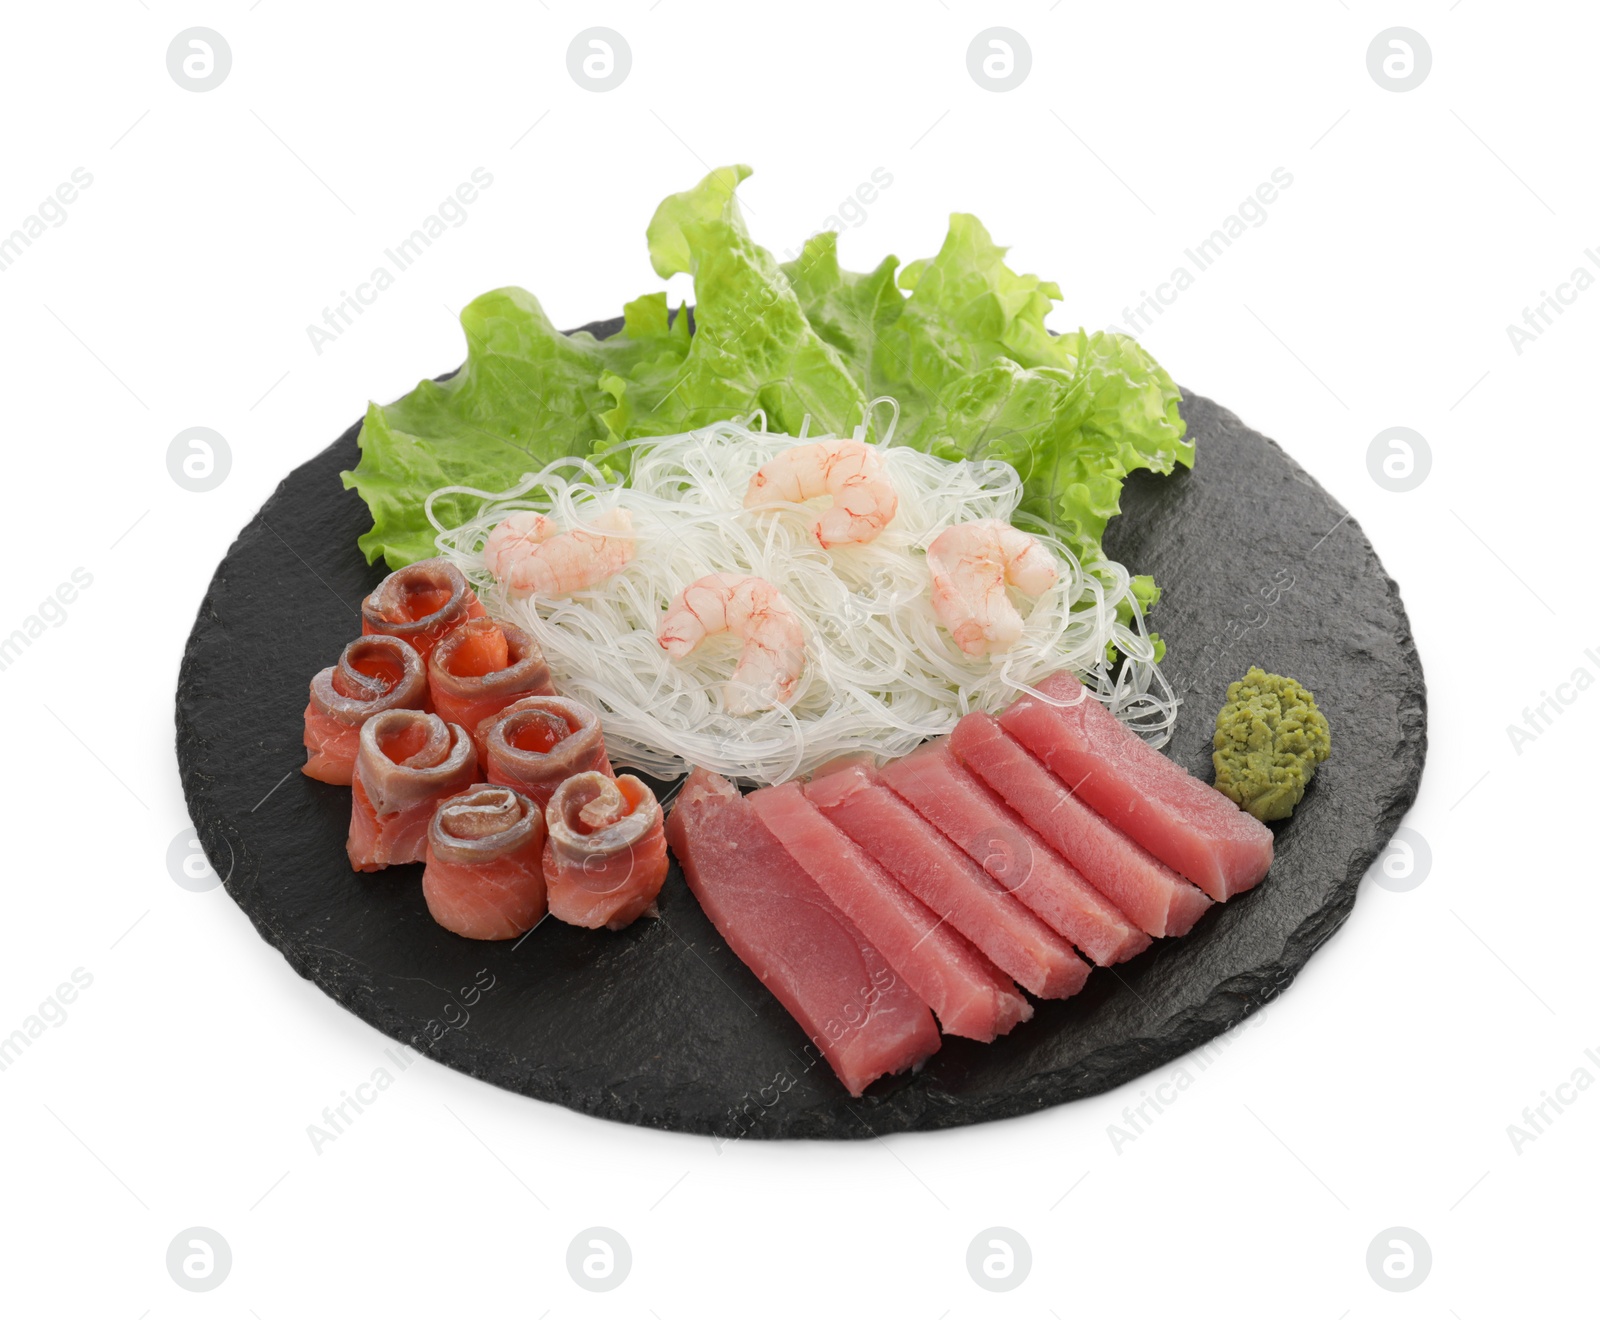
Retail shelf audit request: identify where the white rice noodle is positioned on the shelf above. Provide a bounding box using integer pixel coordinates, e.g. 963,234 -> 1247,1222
427,403 -> 1176,786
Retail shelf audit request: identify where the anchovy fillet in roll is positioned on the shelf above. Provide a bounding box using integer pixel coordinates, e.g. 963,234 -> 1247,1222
360,557 -> 486,664
302,635 -> 429,785
348,709 -> 477,871
428,618 -> 555,757
423,784 -> 548,940
478,695 -> 612,808
543,772 -> 668,930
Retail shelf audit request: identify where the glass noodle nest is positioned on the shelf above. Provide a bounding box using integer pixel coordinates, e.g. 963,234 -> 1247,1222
428,403 -> 1176,786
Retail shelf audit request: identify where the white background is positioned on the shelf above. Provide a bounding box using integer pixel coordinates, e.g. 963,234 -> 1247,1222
1,2 -> 1593,1315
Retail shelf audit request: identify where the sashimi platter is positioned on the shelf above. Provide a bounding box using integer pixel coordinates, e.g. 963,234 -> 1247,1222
177,169 -> 1426,1137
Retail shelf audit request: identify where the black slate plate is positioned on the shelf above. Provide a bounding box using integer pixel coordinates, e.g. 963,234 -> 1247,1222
176,316 -> 1426,1138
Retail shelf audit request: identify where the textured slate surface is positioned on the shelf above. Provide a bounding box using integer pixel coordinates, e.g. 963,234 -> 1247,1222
175,323 -> 1426,1139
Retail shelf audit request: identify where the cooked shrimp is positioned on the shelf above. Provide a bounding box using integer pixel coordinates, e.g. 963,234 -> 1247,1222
482,511 -> 555,579
744,438 -> 898,548
483,508 -> 635,599
926,519 -> 1059,657
658,573 -> 807,715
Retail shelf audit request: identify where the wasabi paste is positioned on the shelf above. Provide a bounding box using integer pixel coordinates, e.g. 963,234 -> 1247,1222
1212,668 -> 1331,822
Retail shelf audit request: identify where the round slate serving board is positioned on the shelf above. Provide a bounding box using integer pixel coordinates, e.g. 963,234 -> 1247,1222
176,317 -> 1426,1139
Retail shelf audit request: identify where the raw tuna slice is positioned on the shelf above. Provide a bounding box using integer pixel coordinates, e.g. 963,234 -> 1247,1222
666,767 -> 939,1097
348,710 -> 477,871
423,784 -> 547,939
805,763 -> 1090,996
878,741 -> 1151,963
1000,671 -> 1275,901
303,634 -> 429,785
950,712 -> 1212,938
542,772 -> 668,930
749,781 -> 1031,1042
361,557 -> 486,665
428,619 -> 555,758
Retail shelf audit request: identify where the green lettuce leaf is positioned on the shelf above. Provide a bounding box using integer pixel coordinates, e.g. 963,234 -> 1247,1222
601,164 -> 867,446
343,287 -> 688,566
923,330 -> 1191,561
344,164 -> 1191,579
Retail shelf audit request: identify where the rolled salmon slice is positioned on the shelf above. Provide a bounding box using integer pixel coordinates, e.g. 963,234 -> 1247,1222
666,767 -> 939,1097
423,784 -> 548,940
428,619 -> 555,758
749,781 -> 1031,1043
951,712 -> 1212,938
479,696 -> 612,808
878,741 -> 1153,964
542,772 -> 668,930
361,557 -> 486,665
1000,672 -> 1275,902
348,709 -> 477,871
805,763 -> 1091,995
303,634 -> 429,785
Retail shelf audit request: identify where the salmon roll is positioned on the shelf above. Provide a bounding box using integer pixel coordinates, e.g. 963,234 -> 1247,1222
543,772 -> 667,930
360,558 -> 486,664
348,709 -> 477,871
428,619 -> 555,758
423,784 -> 548,940
302,635 -> 429,785
478,695 -> 611,808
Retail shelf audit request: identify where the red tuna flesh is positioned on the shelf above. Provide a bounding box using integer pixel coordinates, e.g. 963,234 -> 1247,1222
805,764 -> 1089,998
665,767 -> 939,1097
1000,671 -> 1274,902
951,712 -> 1212,938
749,781 -> 1031,1042
877,740 -> 1151,965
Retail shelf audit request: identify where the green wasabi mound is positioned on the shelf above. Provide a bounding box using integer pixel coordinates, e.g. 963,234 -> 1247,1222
1212,667 -> 1331,822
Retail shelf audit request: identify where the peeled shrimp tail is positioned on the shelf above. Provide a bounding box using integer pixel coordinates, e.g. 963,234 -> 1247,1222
927,520 -> 1060,657
488,507 -> 636,599
657,573 -> 807,715
743,439 -> 898,549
